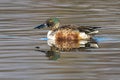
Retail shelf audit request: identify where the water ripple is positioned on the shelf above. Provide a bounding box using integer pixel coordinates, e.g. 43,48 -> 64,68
0,0 -> 120,80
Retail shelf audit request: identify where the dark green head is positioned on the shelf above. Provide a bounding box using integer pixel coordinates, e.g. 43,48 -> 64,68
34,17 -> 60,29
46,17 -> 59,26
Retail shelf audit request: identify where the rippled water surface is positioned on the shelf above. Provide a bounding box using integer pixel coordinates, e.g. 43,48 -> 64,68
0,0 -> 120,80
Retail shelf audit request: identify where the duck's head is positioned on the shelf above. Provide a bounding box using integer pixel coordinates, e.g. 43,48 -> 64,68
34,17 -> 60,30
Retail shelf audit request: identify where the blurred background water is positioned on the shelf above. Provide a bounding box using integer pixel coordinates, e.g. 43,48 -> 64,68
0,0 -> 120,80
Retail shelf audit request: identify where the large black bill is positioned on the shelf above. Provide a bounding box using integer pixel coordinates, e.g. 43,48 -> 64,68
34,24 -> 47,29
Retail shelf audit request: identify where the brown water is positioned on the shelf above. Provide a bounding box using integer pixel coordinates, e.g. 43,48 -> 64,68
0,0 -> 120,80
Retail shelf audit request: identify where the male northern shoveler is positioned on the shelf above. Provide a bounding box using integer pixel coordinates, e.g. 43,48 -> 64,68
34,17 -> 100,41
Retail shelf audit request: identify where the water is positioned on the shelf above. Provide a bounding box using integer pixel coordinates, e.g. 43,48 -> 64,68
0,0 -> 120,80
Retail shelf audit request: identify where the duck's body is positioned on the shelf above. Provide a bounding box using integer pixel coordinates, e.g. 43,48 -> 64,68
47,25 -> 93,41
34,17 -> 100,50
47,24 -> 101,41
35,17 -> 100,41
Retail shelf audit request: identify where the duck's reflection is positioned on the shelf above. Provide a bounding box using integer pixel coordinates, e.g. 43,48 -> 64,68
35,46 -> 60,60
35,38 -> 99,60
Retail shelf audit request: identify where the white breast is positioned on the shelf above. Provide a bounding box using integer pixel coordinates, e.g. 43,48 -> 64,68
47,31 -> 55,40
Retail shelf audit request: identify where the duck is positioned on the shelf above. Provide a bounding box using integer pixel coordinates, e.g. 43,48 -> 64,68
34,17 -> 101,41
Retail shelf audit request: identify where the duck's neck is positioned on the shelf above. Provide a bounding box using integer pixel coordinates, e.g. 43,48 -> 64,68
51,23 -> 60,30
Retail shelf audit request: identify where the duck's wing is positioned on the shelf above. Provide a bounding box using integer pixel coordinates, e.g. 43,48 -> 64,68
77,26 -> 101,34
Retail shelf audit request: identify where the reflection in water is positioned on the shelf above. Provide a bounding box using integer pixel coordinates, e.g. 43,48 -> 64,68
36,38 -> 99,60
35,46 -> 60,60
